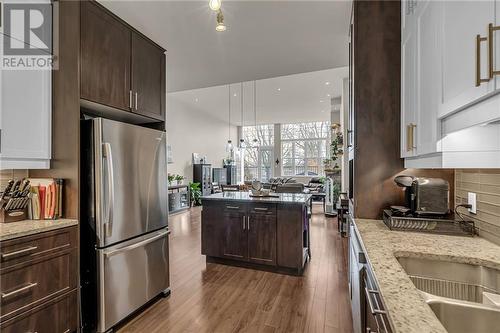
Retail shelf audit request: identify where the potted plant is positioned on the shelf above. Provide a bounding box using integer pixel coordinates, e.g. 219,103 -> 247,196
168,174 -> 175,186
189,182 -> 202,206
174,174 -> 184,185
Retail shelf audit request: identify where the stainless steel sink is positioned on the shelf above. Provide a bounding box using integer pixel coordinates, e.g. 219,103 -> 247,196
397,256 -> 500,333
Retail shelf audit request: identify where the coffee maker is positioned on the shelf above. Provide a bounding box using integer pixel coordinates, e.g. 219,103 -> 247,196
393,176 -> 450,216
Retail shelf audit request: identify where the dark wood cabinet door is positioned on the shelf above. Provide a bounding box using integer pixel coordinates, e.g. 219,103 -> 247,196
131,32 -> 165,120
201,203 -> 223,257
81,1 -> 131,111
222,207 -> 247,260
247,207 -> 277,265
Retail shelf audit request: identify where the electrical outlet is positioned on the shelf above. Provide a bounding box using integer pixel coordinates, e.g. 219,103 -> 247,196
468,192 -> 477,214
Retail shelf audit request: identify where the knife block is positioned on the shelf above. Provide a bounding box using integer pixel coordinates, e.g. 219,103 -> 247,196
0,208 -> 28,223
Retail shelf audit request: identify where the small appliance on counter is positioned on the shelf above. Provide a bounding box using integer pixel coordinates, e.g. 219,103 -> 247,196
0,179 -> 31,222
384,176 -> 475,237
394,175 -> 450,216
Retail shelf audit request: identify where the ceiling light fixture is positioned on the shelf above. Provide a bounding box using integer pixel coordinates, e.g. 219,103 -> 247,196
226,84 -> 233,152
277,88 -> 281,91
252,80 -> 259,147
327,94 -> 331,97
239,82 -> 246,148
215,10 -> 226,32
319,100 -> 324,103
325,81 -> 330,85
208,0 -> 222,11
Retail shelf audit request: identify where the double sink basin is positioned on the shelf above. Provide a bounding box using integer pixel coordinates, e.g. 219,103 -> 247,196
397,257 -> 500,333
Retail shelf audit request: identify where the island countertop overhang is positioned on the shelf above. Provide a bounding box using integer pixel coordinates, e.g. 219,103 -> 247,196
201,191 -> 312,205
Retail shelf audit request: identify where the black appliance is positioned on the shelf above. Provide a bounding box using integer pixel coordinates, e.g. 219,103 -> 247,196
394,176 -> 450,216
193,163 -> 212,196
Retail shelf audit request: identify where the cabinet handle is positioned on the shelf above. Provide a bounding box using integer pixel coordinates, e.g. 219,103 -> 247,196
1,282 -> 38,299
129,90 -> 133,109
476,34 -> 490,87
488,23 -> 500,79
254,207 -> 268,211
134,92 -> 138,110
1,245 -> 38,259
226,206 -> 240,210
406,123 -> 417,152
242,216 -> 246,230
247,216 -> 250,230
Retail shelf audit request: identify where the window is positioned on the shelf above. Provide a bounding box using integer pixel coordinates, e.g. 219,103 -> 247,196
242,124 -> 274,182
281,121 -> 330,176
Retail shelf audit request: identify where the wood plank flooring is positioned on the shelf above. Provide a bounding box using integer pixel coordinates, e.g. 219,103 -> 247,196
117,204 -> 353,333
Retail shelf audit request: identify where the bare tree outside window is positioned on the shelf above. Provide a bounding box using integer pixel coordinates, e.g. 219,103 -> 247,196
281,121 -> 330,176
242,125 -> 274,182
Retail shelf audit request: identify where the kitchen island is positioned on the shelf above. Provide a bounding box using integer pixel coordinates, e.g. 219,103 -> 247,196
201,192 -> 312,275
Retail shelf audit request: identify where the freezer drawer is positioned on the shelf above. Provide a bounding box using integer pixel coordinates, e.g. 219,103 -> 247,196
97,229 -> 170,333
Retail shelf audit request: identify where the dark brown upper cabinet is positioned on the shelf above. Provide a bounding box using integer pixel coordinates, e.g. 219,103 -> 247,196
80,1 -> 165,122
80,1 -> 131,111
131,32 -> 165,120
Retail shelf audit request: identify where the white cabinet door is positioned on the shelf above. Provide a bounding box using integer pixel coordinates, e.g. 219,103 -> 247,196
415,0 -> 442,155
401,1 -> 417,158
439,1 -> 495,118
495,1 -> 500,90
0,36 -> 52,169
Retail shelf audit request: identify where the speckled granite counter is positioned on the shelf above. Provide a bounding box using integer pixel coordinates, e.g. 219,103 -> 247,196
202,191 -> 312,205
0,219 -> 78,241
353,218 -> 500,333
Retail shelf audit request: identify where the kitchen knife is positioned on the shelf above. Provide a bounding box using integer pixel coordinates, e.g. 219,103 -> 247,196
1,180 -> 14,200
11,179 -> 21,193
18,179 -> 30,193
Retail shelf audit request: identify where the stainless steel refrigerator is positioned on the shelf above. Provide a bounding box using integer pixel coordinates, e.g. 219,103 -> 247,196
80,118 -> 169,333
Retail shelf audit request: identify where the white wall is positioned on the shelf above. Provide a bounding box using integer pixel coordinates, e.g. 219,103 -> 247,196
167,97 -> 238,182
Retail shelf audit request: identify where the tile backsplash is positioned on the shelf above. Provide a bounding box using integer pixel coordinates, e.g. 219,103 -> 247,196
0,169 -> 29,190
455,169 -> 500,246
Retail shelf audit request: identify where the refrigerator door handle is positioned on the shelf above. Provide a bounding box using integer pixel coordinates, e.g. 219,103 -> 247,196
103,229 -> 170,257
103,142 -> 115,237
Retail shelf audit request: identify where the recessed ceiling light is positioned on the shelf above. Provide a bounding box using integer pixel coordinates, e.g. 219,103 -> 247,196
277,88 -> 281,91
208,0 -> 222,11
319,100 -> 324,103
233,93 -> 237,97
195,98 -> 199,102
327,94 -> 331,97
325,81 -> 330,85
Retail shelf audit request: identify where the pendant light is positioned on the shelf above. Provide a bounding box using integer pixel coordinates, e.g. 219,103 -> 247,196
252,80 -> 259,147
239,82 -> 246,149
215,10 -> 226,32
225,84 -> 233,152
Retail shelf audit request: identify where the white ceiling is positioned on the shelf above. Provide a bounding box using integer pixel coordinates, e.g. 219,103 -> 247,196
98,0 -> 352,92
168,67 -> 348,125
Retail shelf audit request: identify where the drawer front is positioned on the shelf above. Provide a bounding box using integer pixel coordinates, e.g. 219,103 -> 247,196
0,226 -> 77,268
0,249 -> 77,320
249,204 -> 277,215
0,290 -> 77,333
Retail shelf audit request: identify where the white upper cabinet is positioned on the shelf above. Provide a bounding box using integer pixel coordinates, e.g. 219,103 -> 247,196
0,36 -> 52,169
439,1 -> 495,119
401,0 -> 500,168
415,0 -> 441,155
401,0 -> 417,158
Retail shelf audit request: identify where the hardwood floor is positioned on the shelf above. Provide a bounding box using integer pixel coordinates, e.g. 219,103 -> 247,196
117,204 -> 353,333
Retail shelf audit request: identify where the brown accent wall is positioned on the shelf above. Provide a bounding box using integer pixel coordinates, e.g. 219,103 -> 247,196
456,169 -> 500,246
29,1 -> 81,219
351,0 -> 455,219
352,0 -> 403,219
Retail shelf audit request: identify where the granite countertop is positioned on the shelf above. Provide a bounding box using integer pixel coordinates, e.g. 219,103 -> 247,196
0,218 -> 78,241
202,191 -> 312,205
353,218 -> 500,333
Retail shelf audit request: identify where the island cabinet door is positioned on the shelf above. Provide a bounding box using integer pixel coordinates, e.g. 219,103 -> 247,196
222,206 -> 248,259
247,206 -> 277,266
